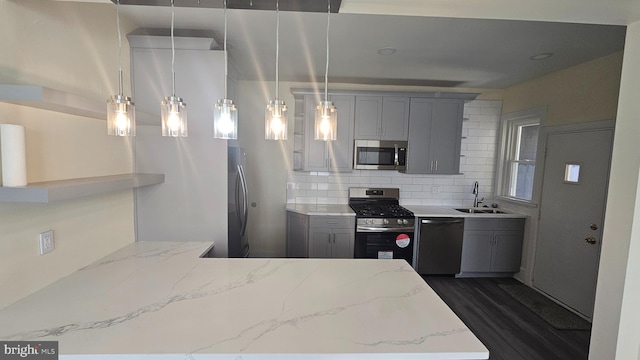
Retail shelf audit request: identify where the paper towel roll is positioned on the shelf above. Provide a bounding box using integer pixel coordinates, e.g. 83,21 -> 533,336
0,124 -> 28,187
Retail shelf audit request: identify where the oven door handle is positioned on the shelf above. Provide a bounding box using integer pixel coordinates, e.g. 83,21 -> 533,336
357,226 -> 415,232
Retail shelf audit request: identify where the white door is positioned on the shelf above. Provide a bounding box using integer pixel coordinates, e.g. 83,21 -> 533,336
533,128 -> 613,319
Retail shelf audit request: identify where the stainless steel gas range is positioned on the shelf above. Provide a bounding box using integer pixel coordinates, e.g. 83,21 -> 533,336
348,188 -> 415,265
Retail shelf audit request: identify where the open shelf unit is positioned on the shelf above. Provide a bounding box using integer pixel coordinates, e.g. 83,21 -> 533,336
0,173 -> 164,203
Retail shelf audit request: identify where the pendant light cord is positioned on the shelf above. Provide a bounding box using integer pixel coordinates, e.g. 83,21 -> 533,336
117,0 -> 123,96
171,0 -> 176,96
275,0 -> 280,100
224,0 -> 228,99
324,0 -> 330,102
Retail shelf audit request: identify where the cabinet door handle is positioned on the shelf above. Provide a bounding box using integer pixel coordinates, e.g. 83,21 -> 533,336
430,161 -> 434,171
435,160 -> 438,171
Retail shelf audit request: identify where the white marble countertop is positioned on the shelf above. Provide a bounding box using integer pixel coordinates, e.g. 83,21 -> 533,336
286,204 -> 355,216
0,241 -> 488,360
405,205 -> 528,219
286,203 -> 526,219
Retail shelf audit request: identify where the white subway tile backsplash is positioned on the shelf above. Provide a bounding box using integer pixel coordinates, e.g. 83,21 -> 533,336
370,177 -> 393,184
465,143 -> 489,151
477,136 -> 497,144
480,107 -> 502,116
401,184 -> 424,192
392,177 -> 414,185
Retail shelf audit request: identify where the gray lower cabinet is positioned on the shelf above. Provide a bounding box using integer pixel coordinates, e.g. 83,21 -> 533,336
459,218 -> 525,277
287,211 -> 310,258
405,98 -> 464,174
287,212 -> 355,258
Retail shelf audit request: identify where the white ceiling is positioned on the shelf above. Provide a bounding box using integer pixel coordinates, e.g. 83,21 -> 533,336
61,0 -> 631,89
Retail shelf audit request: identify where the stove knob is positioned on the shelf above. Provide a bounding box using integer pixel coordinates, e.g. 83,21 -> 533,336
383,219 -> 389,225
397,219 -> 403,225
367,219 -> 374,225
403,219 -> 409,225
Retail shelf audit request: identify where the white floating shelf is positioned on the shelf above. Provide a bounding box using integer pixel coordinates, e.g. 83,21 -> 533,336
0,84 -> 105,119
0,84 -> 155,123
0,174 -> 164,203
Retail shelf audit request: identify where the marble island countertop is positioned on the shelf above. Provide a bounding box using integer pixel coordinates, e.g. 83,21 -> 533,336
0,241 -> 488,359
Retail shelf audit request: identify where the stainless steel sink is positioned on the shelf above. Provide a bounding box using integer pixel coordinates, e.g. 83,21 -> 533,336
455,208 -> 506,214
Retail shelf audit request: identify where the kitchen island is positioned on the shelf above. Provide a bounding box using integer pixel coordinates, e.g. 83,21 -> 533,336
0,241 -> 488,359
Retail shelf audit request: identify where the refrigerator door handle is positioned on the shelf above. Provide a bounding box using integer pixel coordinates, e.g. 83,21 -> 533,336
238,164 -> 249,237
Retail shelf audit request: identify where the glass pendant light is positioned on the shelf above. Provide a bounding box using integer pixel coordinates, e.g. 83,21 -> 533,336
265,0 -> 288,140
213,0 -> 238,140
314,0 -> 337,141
161,0 -> 188,137
107,0 -> 136,137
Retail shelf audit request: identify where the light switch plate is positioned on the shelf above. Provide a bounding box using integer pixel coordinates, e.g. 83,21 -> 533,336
39,230 -> 54,255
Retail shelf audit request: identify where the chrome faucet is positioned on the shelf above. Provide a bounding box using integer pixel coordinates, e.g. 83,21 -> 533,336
473,181 -> 484,207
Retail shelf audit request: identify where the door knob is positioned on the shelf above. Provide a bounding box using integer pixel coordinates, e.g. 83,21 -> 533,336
585,236 -> 597,245
590,223 -> 598,230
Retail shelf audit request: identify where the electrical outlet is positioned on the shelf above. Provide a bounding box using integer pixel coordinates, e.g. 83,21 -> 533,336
39,230 -> 54,255
431,186 -> 442,194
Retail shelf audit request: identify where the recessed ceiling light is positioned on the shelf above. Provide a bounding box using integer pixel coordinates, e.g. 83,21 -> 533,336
529,52 -> 553,61
378,47 -> 397,55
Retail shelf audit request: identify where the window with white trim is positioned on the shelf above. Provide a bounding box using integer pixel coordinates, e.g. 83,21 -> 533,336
497,110 -> 542,202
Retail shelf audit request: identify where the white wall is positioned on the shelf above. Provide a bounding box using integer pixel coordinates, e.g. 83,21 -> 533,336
0,1 -> 136,308
591,20 -> 640,360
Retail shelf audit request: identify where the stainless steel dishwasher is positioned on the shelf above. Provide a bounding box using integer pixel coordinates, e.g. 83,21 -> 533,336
417,218 -> 465,275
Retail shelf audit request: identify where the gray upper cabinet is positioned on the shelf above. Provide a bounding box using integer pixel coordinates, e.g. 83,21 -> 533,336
303,95 -> 328,171
295,93 -> 355,172
354,96 -> 382,140
354,96 -> 410,141
292,89 -> 477,173
381,96 -> 410,140
405,98 -> 464,174
330,95 -> 356,172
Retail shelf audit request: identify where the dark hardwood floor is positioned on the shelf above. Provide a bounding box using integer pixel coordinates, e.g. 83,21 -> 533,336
423,276 -> 591,360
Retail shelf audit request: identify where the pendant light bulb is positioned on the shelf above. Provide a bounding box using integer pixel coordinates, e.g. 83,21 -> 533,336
214,98 -> 238,139
315,100 -> 337,141
314,0 -> 336,141
265,0 -> 288,140
161,0 -> 188,137
214,0 -> 239,140
107,0 -> 136,137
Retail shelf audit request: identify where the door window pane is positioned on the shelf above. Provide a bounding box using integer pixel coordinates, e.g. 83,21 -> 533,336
564,163 -> 581,183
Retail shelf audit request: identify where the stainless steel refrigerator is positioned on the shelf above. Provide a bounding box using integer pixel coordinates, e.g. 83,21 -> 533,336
228,147 -> 249,257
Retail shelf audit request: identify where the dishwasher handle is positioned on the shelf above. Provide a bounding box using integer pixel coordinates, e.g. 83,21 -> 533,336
421,218 -> 464,224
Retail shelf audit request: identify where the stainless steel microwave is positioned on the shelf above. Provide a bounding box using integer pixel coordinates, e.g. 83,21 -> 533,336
353,140 -> 408,171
